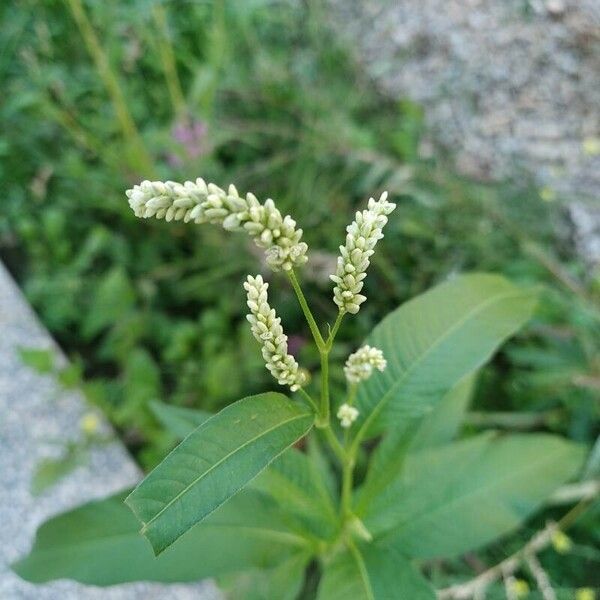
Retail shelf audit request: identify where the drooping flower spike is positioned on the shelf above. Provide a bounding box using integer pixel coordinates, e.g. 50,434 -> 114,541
126,179 -> 308,272
331,192 -> 396,314
244,275 -> 307,391
344,345 -> 387,384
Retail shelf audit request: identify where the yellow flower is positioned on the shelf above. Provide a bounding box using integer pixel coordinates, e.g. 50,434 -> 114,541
540,187 -> 556,202
575,588 -> 596,600
80,412 -> 100,435
582,137 -> 600,156
512,579 -> 530,598
551,530 -> 572,554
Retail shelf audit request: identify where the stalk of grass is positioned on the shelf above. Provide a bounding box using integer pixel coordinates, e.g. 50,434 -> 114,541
151,4 -> 186,117
64,0 -> 155,176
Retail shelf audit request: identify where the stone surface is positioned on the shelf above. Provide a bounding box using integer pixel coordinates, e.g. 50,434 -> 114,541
0,262 -> 220,599
328,0 -> 600,202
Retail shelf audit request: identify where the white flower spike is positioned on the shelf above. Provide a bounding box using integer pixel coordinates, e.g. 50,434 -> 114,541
244,275 -> 307,391
344,345 -> 387,384
126,179 -> 308,272
331,192 -> 396,314
337,403 -> 359,428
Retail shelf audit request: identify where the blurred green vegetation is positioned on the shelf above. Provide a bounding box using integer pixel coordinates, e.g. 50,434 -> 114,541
2,0 -> 599,592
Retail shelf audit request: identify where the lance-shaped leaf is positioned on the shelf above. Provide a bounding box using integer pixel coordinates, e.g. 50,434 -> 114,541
365,433 -> 585,559
13,489 -> 309,585
126,392 -> 314,554
317,541 -> 435,600
356,374 -> 477,514
356,274 -> 536,436
252,447 -> 339,541
149,400 -> 212,439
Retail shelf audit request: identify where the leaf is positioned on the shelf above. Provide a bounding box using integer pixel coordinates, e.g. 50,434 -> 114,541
31,445 -> 85,496
317,542 -> 435,600
116,347 -> 161,424
364,433 -> 585,559
13,488 -> 308,586
355,375 -> 476,514
252,447 -> 339,540
18,347 -> 56,374
149,400 -> 212,439
409,372 -> 476,450
219,553 -> 308,600
82,267 -> 135,339
356,274 -> 537,436
126,392 -> 314,554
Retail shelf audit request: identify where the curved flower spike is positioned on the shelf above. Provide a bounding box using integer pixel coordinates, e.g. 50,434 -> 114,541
126,179 -> 308,272
330,191 -> 396,314
244,275 -> 307,391
344,345 -> 387,384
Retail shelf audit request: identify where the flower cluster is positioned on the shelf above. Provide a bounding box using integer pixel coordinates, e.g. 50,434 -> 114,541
344,345 -> 387,384
126,179 -> 308,271
244,275 -> 307,391
337,403 -> 359,428
330,192 -> 396,313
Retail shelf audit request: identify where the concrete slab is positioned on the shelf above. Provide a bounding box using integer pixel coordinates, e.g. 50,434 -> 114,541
0,261 -> 220,599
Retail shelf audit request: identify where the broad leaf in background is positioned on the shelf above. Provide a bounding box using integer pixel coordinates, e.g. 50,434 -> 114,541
317,541 -> 435,600
409,373 -> 476,450
82,267 -> 135,339
252,447 -> 339,540
13,489 -> 308,585
356,274 -> 537,435
364,433 -> 585,558
126,392 -> 314,554
355,374 -> 476,513
218,553 -> 309,600
149,400 -> 212,439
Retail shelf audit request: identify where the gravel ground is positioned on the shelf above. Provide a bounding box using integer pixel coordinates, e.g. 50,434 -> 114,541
328,0 -> 600,202
0,262 -> 220,599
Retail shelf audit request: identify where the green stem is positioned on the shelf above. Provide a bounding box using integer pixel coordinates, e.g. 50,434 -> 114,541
341,454 -> 354,518
298,388 -> 318,413
152,5 -> 186,116
65,0 -> 154,176
325,311 -> 344,351
318,350 -> 330,426
288,270 -> 326,350
322,425 -> 347,464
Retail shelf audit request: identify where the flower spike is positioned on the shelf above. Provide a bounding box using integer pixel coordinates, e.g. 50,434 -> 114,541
330,192 -> 396,314
344,345 -> 387,384
126,179 -> 308,272
244,275 -> 307,391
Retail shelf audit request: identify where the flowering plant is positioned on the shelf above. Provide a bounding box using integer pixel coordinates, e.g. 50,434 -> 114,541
14,180 -> 586,598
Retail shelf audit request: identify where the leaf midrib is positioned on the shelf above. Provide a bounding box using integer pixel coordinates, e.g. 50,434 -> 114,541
362,289 -> 528,428
133,411 -> 311,530
375,442 -> 569,539
348,543 -> 375,600
25,524 -> 308,560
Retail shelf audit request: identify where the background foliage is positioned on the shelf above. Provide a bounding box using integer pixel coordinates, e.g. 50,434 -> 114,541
2,0 -> 599,593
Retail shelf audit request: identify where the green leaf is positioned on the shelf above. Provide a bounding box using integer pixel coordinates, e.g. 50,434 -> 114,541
252,447 -> 339,540
364,433 -> 585,559
355,375 -> 476,514
356,274 -> 537,436
219,553 -> 308,600
13,488 -> 309,586
126,392 -> 314,554
149,400 -> 212,439
317,542 -> 435,600
116,347 -> 161,424
18,347 -> 56,374
82,267 -> 135,339
409,373 -> 476,450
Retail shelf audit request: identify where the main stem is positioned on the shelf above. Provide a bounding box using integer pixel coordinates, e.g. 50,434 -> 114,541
288,270 -> 360,530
